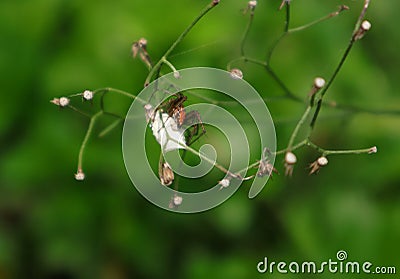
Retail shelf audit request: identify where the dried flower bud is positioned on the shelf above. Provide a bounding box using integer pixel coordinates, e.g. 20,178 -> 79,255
50,97 -> 70,107
309,156 -> 328,175
132,38 -> 152,68
138,38 -> 147,48
144,104 -> 154,123
368,146 -> 377,154
257,160 -> 278,178
338,5 -> 349,12
354,20 -> 371,41
212,0 -> 220,6
218,178 -> 230,190
50,98 -> 60,106
83,90 -> 93,101
159,162 -> 174,186
284,151 -> 296,176
230,68 -> 243,80
75,169 -> 85,181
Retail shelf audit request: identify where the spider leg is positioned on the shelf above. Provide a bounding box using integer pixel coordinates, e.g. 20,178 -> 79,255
183,110 -> 206,146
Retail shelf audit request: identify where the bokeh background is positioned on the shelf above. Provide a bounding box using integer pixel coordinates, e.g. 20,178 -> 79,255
1,0 -> 399,278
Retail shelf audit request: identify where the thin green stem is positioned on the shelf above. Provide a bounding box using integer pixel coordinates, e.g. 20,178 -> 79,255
288,5 -> 349,34
310,0 -> 371,130
306,140 -> 375,156
241,7 -> 255,56
77,111 -> 103,172
98,119 -> 123,138
267,2 -> 290,64
162,58 -> 179,77
144,0 -> 219,86
287,106 -> 312,149
265,65 -> 302,102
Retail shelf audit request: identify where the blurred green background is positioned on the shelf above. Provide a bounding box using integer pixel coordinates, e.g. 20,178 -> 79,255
1,0 -> 399,278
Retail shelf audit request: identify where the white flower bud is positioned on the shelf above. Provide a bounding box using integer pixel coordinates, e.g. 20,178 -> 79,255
75,169 -> 85,181
314,77 -> 326,89
248,1 -> 257,8
173,195 -> 183,206
368,146 -> 377,154
59,97 -> 70,107
173,71 -> 180,79
218,178 -> 230,189
83,90 -> 93,101
361,20 -> 371,31
317,156 -> 328,166
230,68 -> 243,80
285,152 -> 297,165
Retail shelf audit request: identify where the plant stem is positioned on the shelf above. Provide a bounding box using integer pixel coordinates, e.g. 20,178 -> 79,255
288,5 -> 349,33
77,111 -> 103,172
306,140 -> 375,156
287,106 -> 312,149
241,7 -> 255,56
310,0 -> 371,130
144,0 -> 219,86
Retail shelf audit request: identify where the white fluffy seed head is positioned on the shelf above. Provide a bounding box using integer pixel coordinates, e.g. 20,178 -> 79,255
361,20 -> 371,31
59,97 -> 70,107
317,156 -> 328,166
285,152 -> 297,165
83,90 -> 93,101
314,77 -> 326,89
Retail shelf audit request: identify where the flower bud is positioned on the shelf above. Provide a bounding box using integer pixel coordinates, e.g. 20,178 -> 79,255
368,146 -> 377,154
317,156 -> 328,166
218,178 -> 230,190
160,162 -> 174,186
75,169 -> 85,181
309,156 -> 328,175
144,104 -> 154,123
284,151 -> 296,176
59,97 -> 70,107
354,20 -> 371,41
83,90 -> 93,101
173,195 -> 183,206
285,152 -> 297,165
314,77 -> 326,89
248,0 -> 257,9
230,68 -> 243,80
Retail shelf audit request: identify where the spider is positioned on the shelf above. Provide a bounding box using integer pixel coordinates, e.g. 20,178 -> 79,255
156,93 -> 206,146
